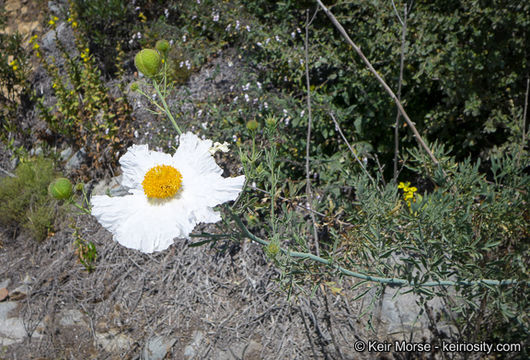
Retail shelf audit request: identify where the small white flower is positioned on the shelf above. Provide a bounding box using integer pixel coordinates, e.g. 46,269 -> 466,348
265,38 -> 270,44
233,96 -> 238,103
275,35 -> 281,42
244,94 -> 250,102
232,134 -> 238,142
256,81 -> 262,89
283,109 -> 288,115
291,32 -> 296,38
225,24 -> 232,31
300,110 -> 305,117
212,12 -> 219,22
182,34 -> 187,42
256,42 -> 263,47
264,102 -> 268,109
201,121 -> 208,129
209,141 -> 230,155
235,20 -> 240,30
228,61 -> 233,67
134,130 -> 139,138
164,8 -> 169,18
246,25 -> 251,32
251,182 -> 256,188
197,109 -> 203,117
297,27 -> 302,33
91,133 -> 245,253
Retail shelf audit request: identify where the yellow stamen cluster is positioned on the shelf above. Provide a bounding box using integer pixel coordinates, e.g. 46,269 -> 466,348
398,181 -> 417,207
142,165 -> 183,199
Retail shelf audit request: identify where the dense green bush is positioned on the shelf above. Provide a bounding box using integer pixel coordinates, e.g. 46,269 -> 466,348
0,158 -> 57,242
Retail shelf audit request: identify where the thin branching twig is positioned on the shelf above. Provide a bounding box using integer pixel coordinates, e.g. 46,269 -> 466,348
394,3 -> 408,181
329,112 -> 375,185
304,9 -> 321,257
315,0 -> 439,166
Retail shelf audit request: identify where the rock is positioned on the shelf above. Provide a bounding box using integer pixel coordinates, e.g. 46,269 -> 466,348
10,157 -> 19,170
60,147 -> 73,161
48,1 -> 62,15
17,21 -> 40,35
41,22 -> 78,67
183,330 -> 204,359
96,329 -> 133,353
0,279 -> 10,289
5,1 -> 22,12
59,309 -> 87,327
216,340 -> 263,360
0,288 -> 8,302
9,284 -> 30,301
0,301 -> 43,346
65,147 -> 86,171
142,336 -> 177,360
91,175 -> 129,197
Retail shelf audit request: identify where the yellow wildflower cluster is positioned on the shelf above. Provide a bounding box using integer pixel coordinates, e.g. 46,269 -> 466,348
29,35 -> 41,58
398,181 -> 417,207
80,48 -> 90,63
48,16 -> 59,26
67,17 -> 78,28
139,12 -> 147,23
9,59 -> 18,71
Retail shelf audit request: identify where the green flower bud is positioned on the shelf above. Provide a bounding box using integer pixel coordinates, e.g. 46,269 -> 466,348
155,39 -> 170,54
265,115 -> 277,128
265,241 -> 280,259
134,49 -> 161,77
130,82 -> 139,92
246,119 -> 259,132
75,183 -> 84,192
48,178 -> 73,200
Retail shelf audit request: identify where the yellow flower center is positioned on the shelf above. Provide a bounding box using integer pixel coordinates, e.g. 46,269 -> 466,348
142,165 -> 182,199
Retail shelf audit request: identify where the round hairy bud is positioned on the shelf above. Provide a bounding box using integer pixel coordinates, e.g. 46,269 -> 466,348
134,49 -> 161,77
48,178 -> 73,200
155,40 -> 170,54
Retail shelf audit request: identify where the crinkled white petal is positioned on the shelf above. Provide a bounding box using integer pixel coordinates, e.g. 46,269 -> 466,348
91,133 -> 245,253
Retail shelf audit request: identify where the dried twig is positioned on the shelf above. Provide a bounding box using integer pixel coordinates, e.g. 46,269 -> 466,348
304,9 -> 321,257
0,165 -> 15,178
329,112 -> 375,184
523,76 -> 529,142
315,0 -> 439,166
394,3 -> 408,181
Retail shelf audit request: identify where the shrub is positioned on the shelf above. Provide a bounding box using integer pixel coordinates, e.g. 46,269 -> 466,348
0,158 -> 57,242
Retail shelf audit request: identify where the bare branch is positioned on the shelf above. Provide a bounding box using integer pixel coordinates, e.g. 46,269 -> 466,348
315,0 -> 439,166
329,112 -> 376,185
394,4 -> 408,181
304,9 -> 321,257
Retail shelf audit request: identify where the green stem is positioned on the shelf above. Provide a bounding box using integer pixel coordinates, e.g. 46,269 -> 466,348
153,80 -> 181,135
228,209 -> 524,287
70,200 -> 90,215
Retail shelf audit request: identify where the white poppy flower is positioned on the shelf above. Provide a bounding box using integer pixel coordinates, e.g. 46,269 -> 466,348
91,132 -> 245,253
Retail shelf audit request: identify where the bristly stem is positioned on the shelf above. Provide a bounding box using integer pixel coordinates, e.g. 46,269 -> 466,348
228,209 -> 524,287
153,80 -> 182,135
